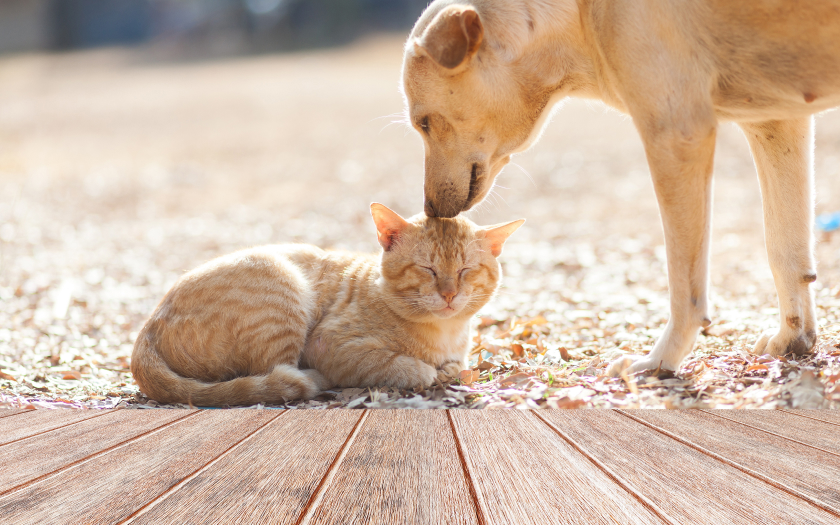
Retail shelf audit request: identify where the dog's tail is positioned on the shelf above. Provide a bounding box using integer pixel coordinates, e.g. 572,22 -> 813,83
130,330 -> 324,407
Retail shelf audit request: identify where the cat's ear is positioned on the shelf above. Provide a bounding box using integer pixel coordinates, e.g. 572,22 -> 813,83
480,219 -> 525,257
370,203 -> 410,251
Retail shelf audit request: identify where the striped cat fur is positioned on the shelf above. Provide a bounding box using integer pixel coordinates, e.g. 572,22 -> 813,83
131,203 -> 523,406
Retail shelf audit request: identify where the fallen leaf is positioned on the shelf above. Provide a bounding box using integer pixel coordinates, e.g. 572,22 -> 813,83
524,316 -> 548,326
459,369 -> 481,384
500,372 -> 533,387
511,343 -> 524,358
62,371 -> 82,380
0,371 -> 16,382
745,364 -> 769,372
559,347 -> 570,361
549,398 -> 587,409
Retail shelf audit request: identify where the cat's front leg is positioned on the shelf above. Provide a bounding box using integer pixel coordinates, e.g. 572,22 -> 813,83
323,342 -> 437,390
437,360 -> 465,382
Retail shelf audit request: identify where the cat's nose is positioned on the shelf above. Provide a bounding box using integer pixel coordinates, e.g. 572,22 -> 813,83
441,291 -> 457,303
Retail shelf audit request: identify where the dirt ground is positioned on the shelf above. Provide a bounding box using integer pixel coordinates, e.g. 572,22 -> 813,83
1,36 -> 840,409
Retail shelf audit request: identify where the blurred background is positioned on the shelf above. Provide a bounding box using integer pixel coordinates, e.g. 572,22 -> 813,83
1,0 -> 840,407
0,0 -> 426,55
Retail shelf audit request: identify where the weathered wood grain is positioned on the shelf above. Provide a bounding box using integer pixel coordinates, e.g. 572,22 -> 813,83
0,409 -> 278,525
0,408 -> 193,495
129,410 -> 361,525
701,409 -> 840,454
0,409 -> 29,419
0,408 -> 112,445
450,410 -> 666,525
542,410 -> 839,525
782,409 -> 840,426
307,410 -> 479,525
629,410 -> 840,513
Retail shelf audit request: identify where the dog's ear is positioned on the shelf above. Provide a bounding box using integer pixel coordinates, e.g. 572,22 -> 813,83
370,203 -> 410,251
480,219 -> 525,257
415,5 -> 483,70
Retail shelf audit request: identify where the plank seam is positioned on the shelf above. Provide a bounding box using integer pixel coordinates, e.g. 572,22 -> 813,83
700,410 -> 840,459
294,409 -> 369,525
616,409 -> 840,519
0,407 -> 121,448
0,410 -> 32,420
778,409 -> 840,428
531,411 -> 679,525
119,410 -> 288,525
0,409 -> 200,499
447,411 -> 488,525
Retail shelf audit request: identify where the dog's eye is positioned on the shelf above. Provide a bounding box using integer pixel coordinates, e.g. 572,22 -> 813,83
418,116 -> 430,133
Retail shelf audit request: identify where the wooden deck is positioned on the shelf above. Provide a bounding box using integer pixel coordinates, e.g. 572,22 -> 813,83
1,409 -> 839,524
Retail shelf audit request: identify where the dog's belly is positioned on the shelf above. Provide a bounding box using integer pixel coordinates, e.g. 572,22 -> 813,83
712,84 -> 840,123
704,1 -> 840,121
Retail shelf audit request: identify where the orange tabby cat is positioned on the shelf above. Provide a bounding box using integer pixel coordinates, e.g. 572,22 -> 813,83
131,203 -> 523,406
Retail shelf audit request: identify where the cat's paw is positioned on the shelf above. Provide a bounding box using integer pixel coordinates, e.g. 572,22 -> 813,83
385,357 -> 437,390
437,361 -> 465,382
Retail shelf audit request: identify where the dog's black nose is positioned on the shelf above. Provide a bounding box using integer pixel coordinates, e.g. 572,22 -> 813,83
424,199 -> 437,217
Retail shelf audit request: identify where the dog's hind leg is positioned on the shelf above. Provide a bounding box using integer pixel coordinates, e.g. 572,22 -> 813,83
741,118 -> 817,356
608,107 -> 718,377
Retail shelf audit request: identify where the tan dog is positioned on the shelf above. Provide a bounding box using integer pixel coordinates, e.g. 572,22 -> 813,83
401,0 -> 840,375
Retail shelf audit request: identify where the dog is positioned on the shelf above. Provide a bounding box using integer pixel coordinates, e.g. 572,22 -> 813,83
401,0 -> 840,375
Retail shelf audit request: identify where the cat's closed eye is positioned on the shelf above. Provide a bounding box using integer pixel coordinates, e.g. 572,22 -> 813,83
419,265 -> 437,277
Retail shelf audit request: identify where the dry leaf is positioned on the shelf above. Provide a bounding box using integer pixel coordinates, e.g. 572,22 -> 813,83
0,371 -> 16,382
549,398 -> 587,409
459,369 -> 481,385
62,371 -> 82,380
511,343 -> 524,358
745,364 -> 769,372
500,372 -> 533,387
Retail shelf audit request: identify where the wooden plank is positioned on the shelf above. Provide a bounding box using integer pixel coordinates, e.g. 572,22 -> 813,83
129,410 -> 362,525
450,410 -> 667,525
0,408 -> 112,445
541,410 -> 839,525
783,409 -> 840,426
702,409 -> 840,453
0,408 -> 194,495
0,409 -> 30,419
628,410 -> 840,513
307,410 -> 478,525
0,409 -> 279,525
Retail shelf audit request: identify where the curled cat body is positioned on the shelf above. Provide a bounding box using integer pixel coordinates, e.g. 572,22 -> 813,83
131,203 -> 523,406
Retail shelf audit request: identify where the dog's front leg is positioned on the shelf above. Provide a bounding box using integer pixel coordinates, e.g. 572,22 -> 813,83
740,118 -> 817,356
609,114 -> 717,376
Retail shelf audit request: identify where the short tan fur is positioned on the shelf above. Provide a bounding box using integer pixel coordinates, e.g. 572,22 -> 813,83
402,0 -> 840,375
131,204 -> 523,406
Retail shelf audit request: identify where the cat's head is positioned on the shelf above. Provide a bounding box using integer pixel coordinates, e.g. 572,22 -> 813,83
370,203 -> 523,322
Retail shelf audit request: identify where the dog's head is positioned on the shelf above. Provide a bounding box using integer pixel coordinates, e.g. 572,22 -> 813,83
403,3 -> 557,218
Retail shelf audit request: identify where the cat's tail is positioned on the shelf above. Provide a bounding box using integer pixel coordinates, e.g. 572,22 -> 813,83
131,331 -> 327,407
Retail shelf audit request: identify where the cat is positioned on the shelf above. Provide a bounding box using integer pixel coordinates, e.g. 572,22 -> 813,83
131,203 -> 523,406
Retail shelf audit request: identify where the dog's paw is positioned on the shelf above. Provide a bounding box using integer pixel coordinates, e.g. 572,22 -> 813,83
607,354 -> 675,378
753,329 -> 816,357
